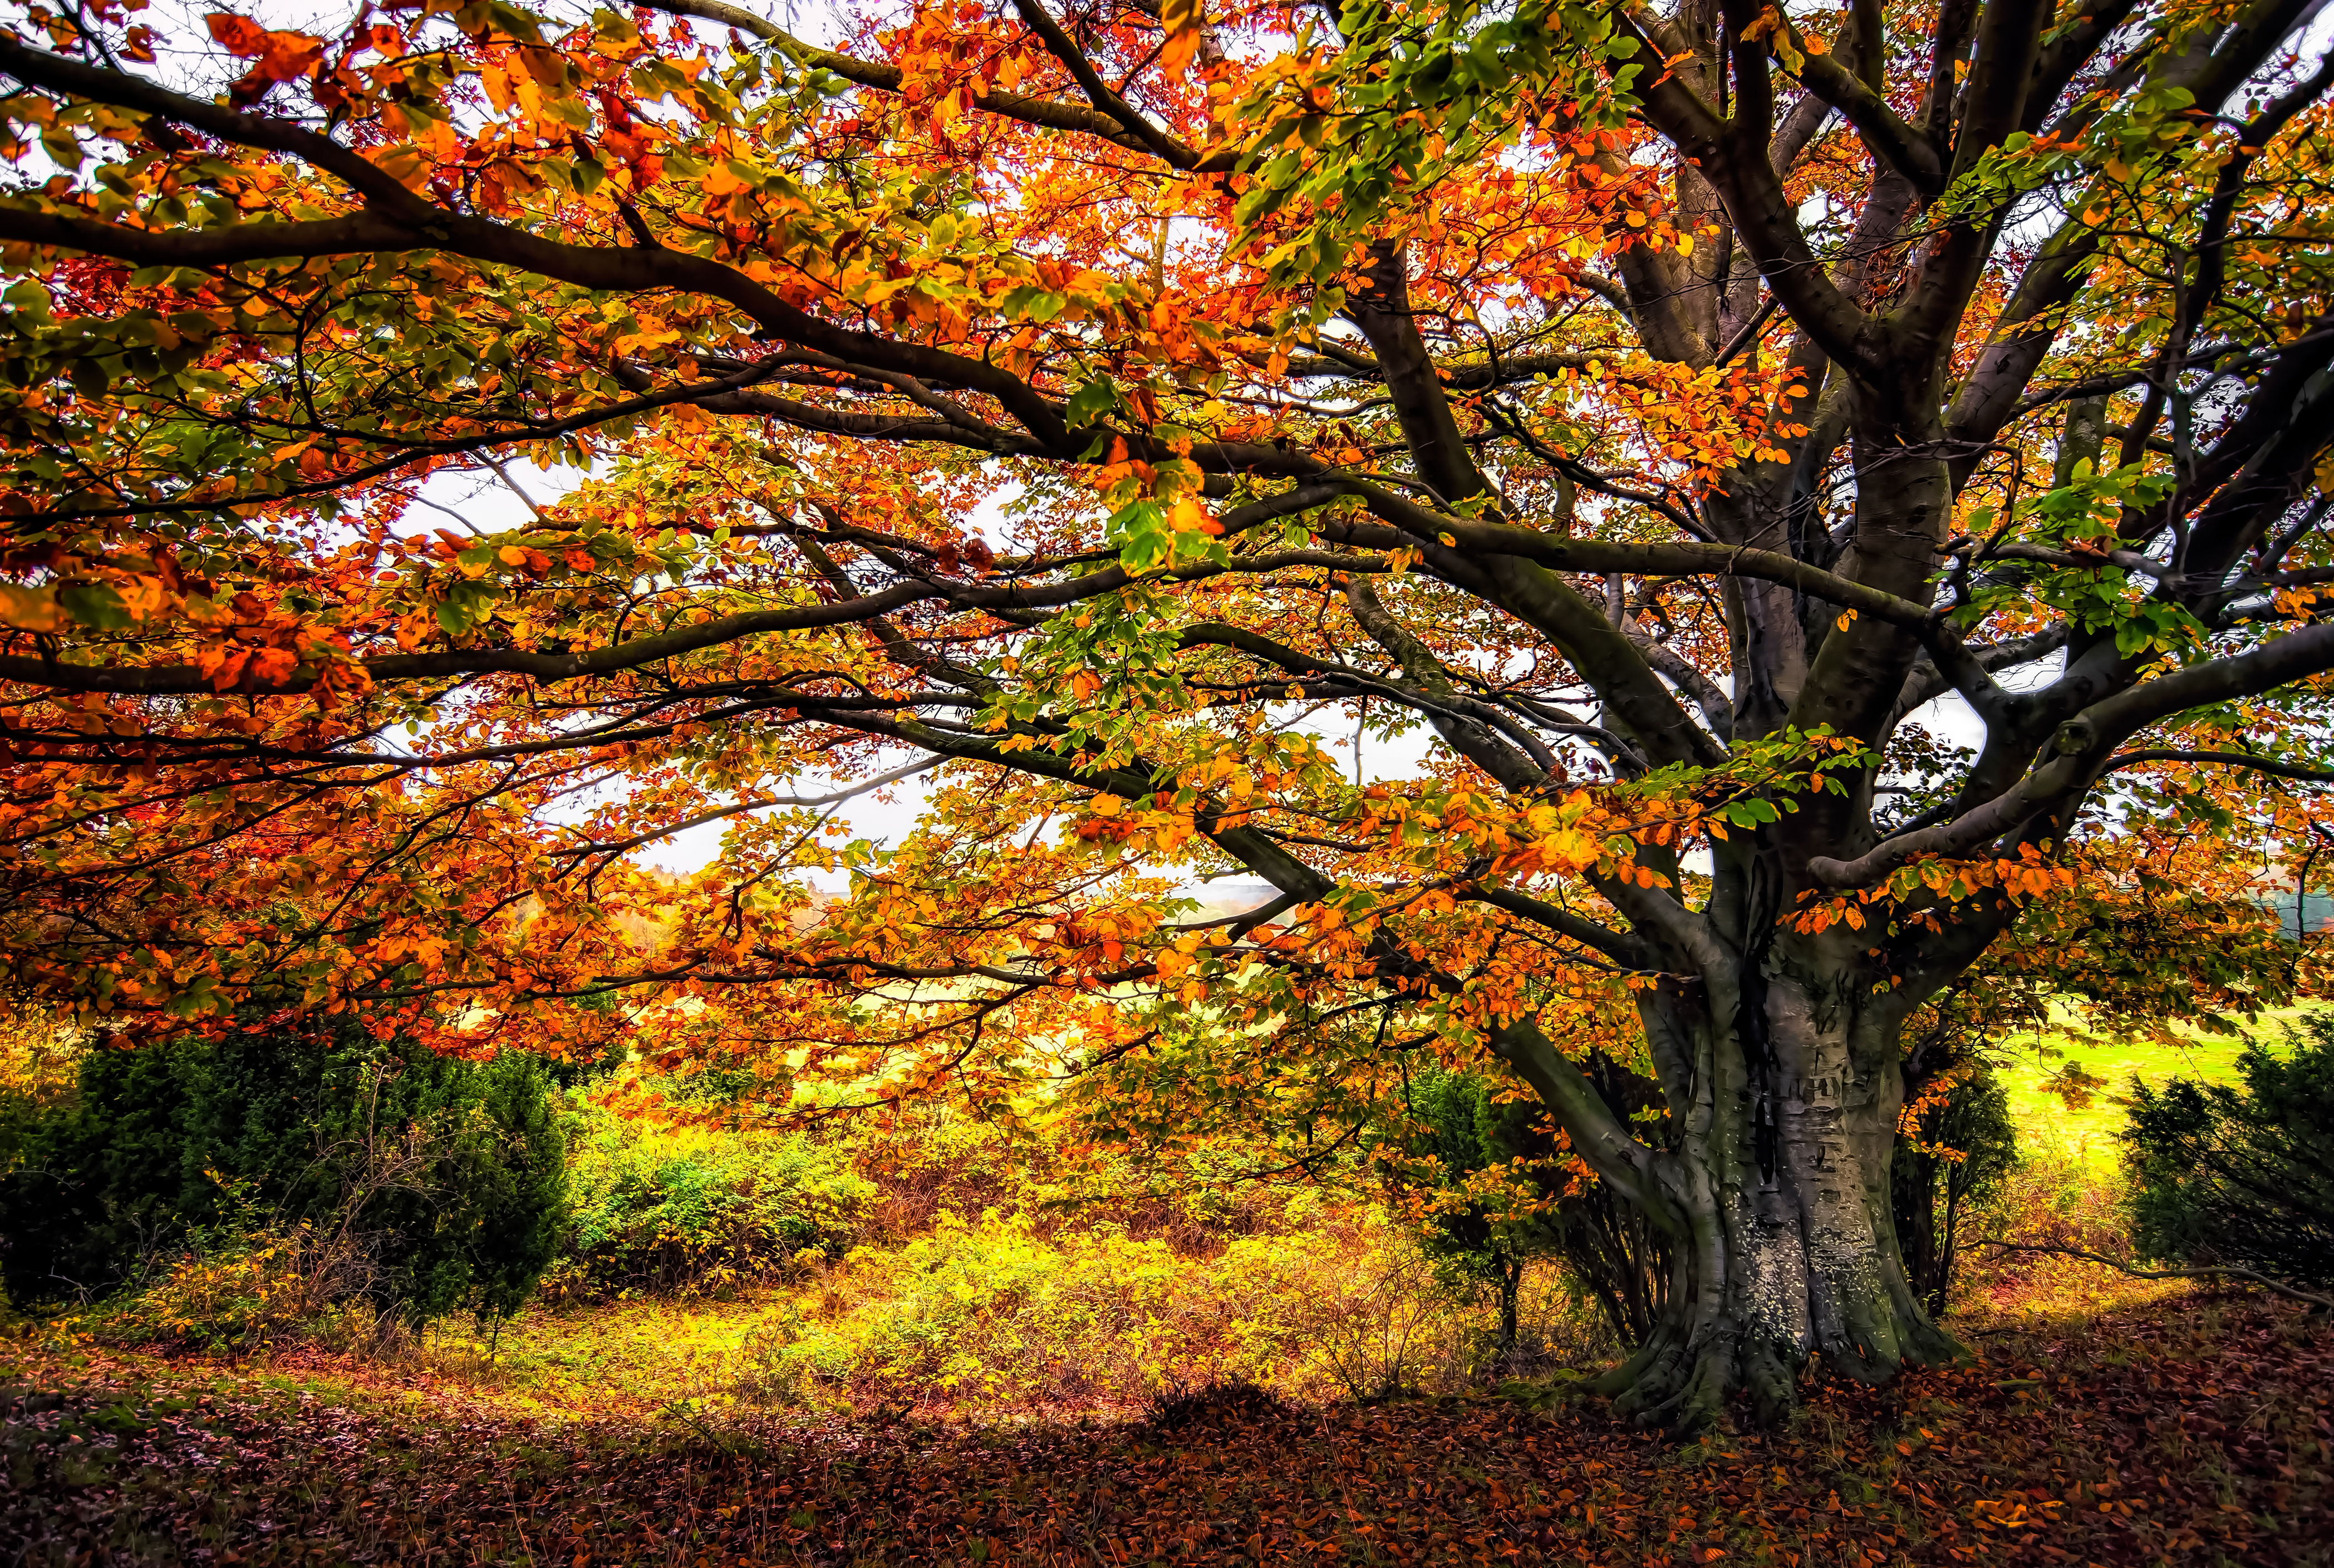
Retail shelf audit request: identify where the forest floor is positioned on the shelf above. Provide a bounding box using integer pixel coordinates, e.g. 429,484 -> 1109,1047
3,1279 -> 2328,1568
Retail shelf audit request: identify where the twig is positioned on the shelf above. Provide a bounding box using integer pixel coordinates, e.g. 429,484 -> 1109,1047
1969,1241 -> 2334,1311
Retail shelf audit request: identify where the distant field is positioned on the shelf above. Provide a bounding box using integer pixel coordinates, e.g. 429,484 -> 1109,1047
1996,1004 -> 2313,1159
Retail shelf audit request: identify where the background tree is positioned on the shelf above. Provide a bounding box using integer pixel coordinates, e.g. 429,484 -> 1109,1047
1382,1066 -> 1554,1355
4,0 -> 2334,1428
1889,1054 -> 2014,1318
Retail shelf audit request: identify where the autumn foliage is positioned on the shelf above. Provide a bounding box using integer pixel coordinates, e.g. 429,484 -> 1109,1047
2,0 -> 2334,1431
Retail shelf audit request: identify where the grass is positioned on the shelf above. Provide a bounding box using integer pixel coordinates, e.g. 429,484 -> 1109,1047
414,1294 -> 791,1419
1996,1004 -> 2316,1158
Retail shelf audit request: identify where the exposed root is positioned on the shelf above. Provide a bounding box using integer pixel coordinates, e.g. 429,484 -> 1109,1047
1599,1324 -> 1765,1437
1598,1308 -> 1957,1436
1739,1335 -> 1797,1427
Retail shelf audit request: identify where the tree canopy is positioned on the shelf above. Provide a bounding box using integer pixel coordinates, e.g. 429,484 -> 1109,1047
4,0 -> 2334,1427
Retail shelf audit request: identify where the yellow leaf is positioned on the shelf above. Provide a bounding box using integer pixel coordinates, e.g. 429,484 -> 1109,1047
0,583 -> 62,632
1168,497 -> 1220,535
480,65 -> 515,115
369,144 -> 430,191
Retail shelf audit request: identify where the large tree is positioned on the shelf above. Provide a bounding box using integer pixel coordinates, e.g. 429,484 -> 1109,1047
5,0 -> 2334,1428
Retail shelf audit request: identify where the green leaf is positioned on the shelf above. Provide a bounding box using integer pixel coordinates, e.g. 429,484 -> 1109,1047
58,582 -> 132,631
4,280 -> 53,323
1066,380 -> 1122,427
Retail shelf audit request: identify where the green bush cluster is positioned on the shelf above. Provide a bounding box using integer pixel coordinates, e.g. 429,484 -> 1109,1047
546,1106 -> 873,1300
2122,1019 -> 2334,1289
1378,1060 -> 1671,1351
0,1014 -> 566,1326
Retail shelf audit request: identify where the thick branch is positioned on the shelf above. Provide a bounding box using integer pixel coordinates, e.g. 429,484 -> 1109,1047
1786,38 -> 1944,193
1004,0 -> 1198,166
1812,620 -> 2334,886
1464,887 -> 1649,969
1334,479 -> 1945,632
1610,9 -> 1879,379
1342,577 -> 1546,791
0,42 -> 1076,448
1487,1016 -> 1677,1228
2103,748 -> 2334,783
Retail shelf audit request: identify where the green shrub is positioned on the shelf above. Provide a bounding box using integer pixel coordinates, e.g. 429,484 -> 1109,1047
1378,1058 -> 1672,1351
2122,1021 -> 2334,1288
0,1014 -> 566,1326
550,1108 -> 871,1299
1378,1068 -> 1555,1351
76,1218 -> 410,1356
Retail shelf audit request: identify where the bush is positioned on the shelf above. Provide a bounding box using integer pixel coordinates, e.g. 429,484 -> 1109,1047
549,1108 -> 871,1299
1951,1138 -> 2132,1311
1379,1068 -> 1550,1352
745,1207 -> 1492,1413
760,1212 -> 1207,1405
0,1013 -> 566,1326
2122,1021 -> 2334,1288
1378,1058 -> 1672,1351
78,1217 -> 408,1357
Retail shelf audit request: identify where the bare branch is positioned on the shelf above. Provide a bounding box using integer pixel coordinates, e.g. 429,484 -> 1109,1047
1969,1242 -> 2334,1313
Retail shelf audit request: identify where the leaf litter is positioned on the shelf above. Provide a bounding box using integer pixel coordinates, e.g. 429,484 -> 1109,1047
2,1292 -> 2326,1566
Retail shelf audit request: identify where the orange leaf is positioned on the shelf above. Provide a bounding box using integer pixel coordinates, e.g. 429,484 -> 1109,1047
205,12 -> 269,55
0,583 -> 62,633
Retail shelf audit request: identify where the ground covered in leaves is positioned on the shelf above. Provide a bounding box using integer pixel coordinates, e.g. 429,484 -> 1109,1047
2,1290 -> 2327,1567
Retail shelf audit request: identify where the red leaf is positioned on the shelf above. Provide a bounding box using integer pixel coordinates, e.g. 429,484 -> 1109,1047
204,13 -> 270,56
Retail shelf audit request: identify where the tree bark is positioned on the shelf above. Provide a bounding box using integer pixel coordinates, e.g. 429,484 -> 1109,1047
1567,931 -> 1963,1432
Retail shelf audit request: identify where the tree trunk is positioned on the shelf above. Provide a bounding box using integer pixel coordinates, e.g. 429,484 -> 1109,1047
1568,940 -> 1965,1433
1496,1255 -> 1521,1356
